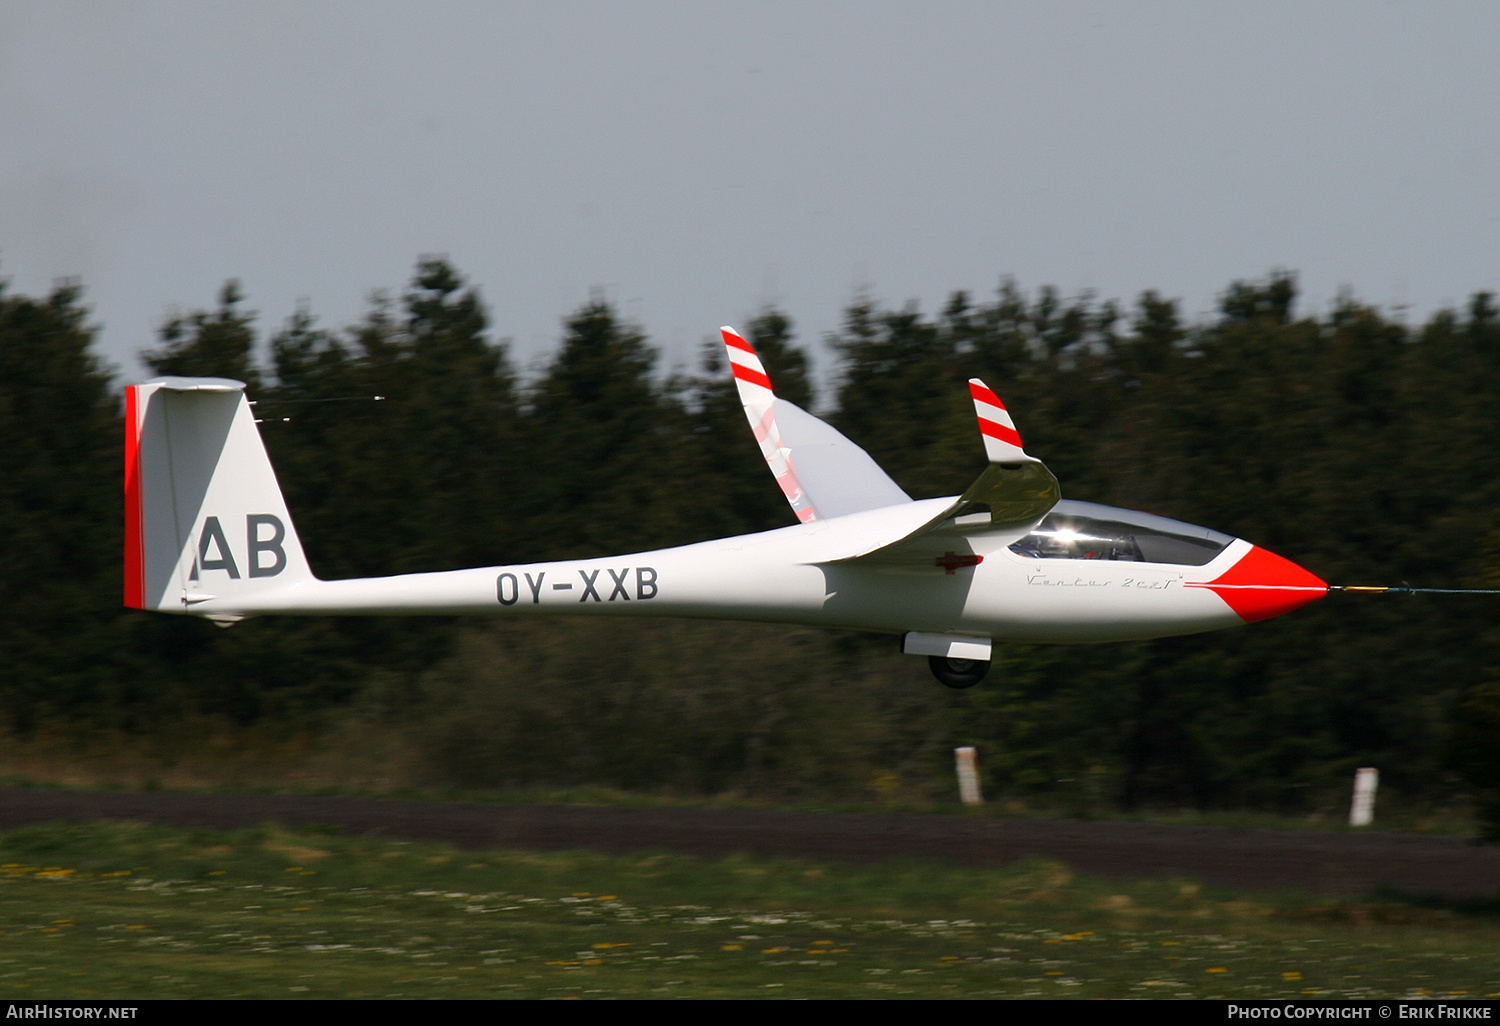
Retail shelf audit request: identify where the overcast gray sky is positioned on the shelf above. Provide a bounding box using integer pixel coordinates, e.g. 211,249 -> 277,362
3,1 -> 1497,389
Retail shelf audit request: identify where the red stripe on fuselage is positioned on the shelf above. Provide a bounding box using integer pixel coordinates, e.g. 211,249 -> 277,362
123,386 -> 145,609
1185,545 -> 1327,623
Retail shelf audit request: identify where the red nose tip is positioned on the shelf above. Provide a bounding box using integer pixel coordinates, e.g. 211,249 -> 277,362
1187,545 -> 1328,623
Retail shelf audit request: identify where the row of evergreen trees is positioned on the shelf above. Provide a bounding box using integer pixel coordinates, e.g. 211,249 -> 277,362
2,260 -> 1496,814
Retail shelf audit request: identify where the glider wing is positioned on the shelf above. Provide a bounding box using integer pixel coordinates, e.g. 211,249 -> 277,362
722,326 -> 910,522
821,378 -> 1060,562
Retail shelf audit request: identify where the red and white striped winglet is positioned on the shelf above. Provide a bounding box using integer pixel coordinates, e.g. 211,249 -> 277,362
722,326 -> 818,523
969,379 -> 1030,463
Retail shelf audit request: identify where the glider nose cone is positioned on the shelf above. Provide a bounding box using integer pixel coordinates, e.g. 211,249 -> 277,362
1193,545 -> 1328,623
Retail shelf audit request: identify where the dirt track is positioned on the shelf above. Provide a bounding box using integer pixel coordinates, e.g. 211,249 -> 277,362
2,788 -> 1496,899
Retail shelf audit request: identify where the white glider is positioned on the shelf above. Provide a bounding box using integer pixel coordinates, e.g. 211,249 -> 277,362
124,326 -> 1326,687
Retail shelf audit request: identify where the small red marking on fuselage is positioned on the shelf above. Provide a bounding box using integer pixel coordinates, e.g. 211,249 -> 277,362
935,551 -> 983,575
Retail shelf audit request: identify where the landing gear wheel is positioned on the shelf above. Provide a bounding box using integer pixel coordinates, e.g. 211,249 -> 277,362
929,656 -> 989,689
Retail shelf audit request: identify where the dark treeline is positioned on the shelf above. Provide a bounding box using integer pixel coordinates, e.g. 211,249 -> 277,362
3,261 -> 1497,815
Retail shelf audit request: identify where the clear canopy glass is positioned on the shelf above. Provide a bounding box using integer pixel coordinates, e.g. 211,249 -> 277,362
1008,500 -> 1235,566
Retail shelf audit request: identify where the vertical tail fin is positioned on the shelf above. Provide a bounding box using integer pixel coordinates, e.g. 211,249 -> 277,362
125,377 -> 313,616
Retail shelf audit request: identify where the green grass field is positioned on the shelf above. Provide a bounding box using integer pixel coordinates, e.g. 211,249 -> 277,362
0,821 -> 1497,999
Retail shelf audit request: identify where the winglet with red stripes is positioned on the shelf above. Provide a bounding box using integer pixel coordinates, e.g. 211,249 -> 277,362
722,326 -> 818,523
969,379 -> 1036,464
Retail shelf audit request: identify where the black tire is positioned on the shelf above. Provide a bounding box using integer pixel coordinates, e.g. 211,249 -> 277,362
928,656 -> 989,689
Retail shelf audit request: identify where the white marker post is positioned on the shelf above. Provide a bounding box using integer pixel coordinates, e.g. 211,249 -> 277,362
955,746 -> 982,805
1349,767 -> 1378,827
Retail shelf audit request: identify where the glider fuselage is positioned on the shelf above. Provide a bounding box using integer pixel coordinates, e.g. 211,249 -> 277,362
192,495 -> 1322,643
126,322 -> 1329,687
